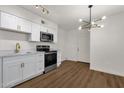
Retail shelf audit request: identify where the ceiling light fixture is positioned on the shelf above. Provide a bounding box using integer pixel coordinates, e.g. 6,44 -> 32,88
35,5 -> 49,15
35,5 -> 39,9
78,5 -> 106,31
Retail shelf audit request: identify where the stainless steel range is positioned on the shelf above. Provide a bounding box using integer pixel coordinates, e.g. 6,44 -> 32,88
36,45 -> 57,73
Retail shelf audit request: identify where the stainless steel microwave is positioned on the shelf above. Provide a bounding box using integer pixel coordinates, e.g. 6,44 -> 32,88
40,32 -> 54,42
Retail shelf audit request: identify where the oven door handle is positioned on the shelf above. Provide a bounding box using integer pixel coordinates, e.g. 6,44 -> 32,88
45,52 -> 57,55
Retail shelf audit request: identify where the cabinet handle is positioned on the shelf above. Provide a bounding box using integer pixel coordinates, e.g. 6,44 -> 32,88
23,63 -> 25,67
21,63 -> 24,68
17,25 -> 21,30
21,63 -> 23,68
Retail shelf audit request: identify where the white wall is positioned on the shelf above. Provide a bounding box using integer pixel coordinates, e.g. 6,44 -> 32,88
90,12 -> 124,76
66,29 -> 90,62
57,28 -> 68,61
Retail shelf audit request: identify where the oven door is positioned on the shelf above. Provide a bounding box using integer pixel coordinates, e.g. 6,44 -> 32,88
45,52 -> 57,67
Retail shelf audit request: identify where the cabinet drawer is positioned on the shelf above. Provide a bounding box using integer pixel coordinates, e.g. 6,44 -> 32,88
3,54 -> 36,62
3,56 -> 26,62
36,54 -> 44,61
36,53 -> 44,57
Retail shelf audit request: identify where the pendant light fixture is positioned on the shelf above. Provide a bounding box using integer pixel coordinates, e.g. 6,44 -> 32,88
78,5 -> 106,31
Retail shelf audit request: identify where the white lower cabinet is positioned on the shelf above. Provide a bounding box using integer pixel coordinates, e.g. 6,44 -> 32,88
3,60 -> 23,87
36,54 -> 44,74
57,51 -> 62,67
22,56 -> 37,80
0,58 -> 2,88
2,53 -> 44,88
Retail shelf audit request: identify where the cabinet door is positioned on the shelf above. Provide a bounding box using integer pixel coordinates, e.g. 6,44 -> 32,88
3,60 -> 22,87
17,17 -> 31,33
23,57 -> 36,80
57,51 -> 61,67
36,54 -> 44,74
0,58 -> 2,88
48,28 -> 58,43
40,26 -> 47,32
1,12 -> 17,30
30,23 -> 40,41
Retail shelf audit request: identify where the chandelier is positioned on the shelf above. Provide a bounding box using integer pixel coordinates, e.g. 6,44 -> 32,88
78,5 -> 106,31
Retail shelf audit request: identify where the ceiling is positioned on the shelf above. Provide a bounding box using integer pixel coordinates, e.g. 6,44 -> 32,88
21,5 -> 124,31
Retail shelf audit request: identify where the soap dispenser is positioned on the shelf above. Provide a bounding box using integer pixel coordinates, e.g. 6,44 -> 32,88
15,43 -> 21,53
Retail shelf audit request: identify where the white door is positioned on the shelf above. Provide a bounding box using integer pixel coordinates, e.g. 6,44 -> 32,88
17,17 -> 31,33
67,30 -> 78,61
30,23 -> 40,41
1,12 -> 17,30
3,60 -> 23,87
0,58 -> 2,88
77,30 -> 90,63
23,57 -> 36,80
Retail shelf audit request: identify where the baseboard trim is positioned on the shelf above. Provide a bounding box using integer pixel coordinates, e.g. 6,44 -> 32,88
63,60 -> 90,64
90,67 -> 124,77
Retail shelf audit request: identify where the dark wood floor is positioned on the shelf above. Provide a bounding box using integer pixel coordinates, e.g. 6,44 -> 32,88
15,61 -> 124,88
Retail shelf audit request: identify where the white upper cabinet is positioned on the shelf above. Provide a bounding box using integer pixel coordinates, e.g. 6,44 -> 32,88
0,11 -> 31,33
30,23 -> 40,41
40,25 -> 47,32
0,11 -> 57,42
48,27 -> 58,43
0,12 -> 17,30
0,58 -> 2,88
16,17 -> 31,33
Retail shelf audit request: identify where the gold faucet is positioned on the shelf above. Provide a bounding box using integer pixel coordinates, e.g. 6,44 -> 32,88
15,43 -> 21,53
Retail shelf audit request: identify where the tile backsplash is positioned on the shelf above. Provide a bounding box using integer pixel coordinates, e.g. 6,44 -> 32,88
0,40 -> 57,51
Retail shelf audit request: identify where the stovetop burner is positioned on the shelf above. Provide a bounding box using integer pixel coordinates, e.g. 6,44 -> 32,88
36,45 -> 57,53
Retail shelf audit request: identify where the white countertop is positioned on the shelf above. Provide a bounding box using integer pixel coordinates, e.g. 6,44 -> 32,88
0,49 -> 59,58
0,51 -> 45,58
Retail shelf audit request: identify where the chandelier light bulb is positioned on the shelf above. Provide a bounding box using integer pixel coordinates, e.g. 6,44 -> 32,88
79,19 -> 83,22
91,21 -> 95,25
102,16 -> 106,20
100,25 -> 104,28
78,26 -> 82,30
